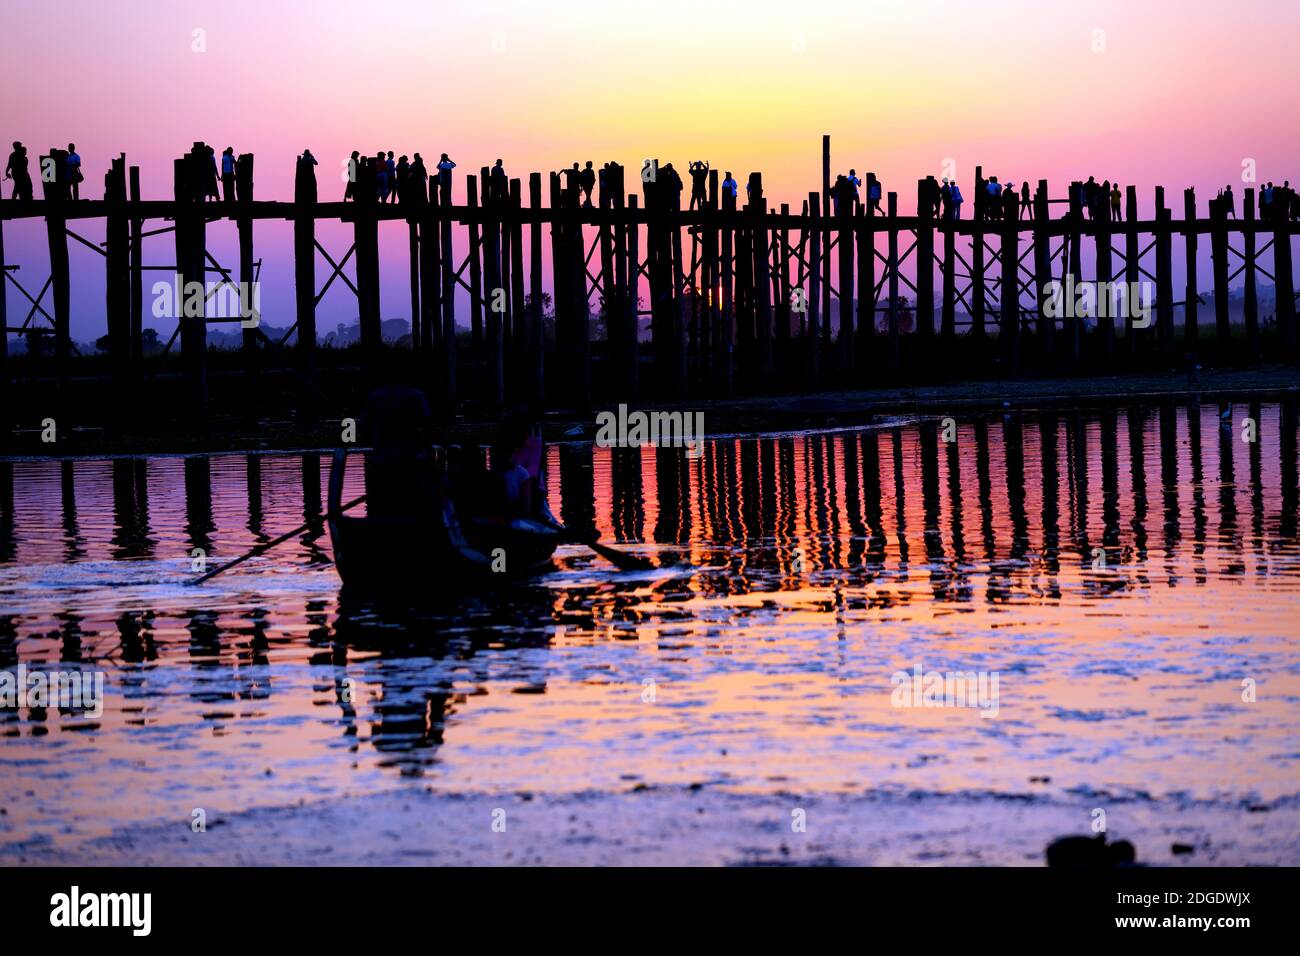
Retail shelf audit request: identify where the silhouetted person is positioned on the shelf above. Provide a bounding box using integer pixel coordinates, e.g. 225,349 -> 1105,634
721,170 -> 738,212
395,154 -> 411,203
688,160 -> 709,210
409,152 -> 428,199
662,162 -> 683,210
220,147 -> 236,203
985,176 -> 1002,220
949,181 -> 963,219
1020,181 -> 1031,220
1222,183 -> 1235,219
1262,181 -> 1275,220
436,153 -> 456,201
1083,175 -> 1098,219
344,151 -> 360,200
562,162 -> 581,201
376,151 -> 391,202
205,145 -> 220,201
866,173 -> 882,214
579,160 -> 596,207
488,158 -> 506,201
296,149 -> 318,203
1002,181 -> 1018,221
1110,182 -> 1122,221
940,178 -> 953,220
66,143 -> 83,200
5,141 -> 33,201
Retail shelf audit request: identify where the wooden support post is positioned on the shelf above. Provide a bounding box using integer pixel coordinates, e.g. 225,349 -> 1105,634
1243,188 -> 1260,357
598,166 -> 618,394
941,209 -> 956,356
1096,188 -> 1114,362
353,161 -> 381,361
482,169 -> 503,410
438,166 -> 456,405
1275,206 -> 1297,355
807,192 -> 821,378
415,194 -> 437,370
549,171 -> 568,378
887,191 -> 900,371
838,183 -> 856,372
408,215 -> 421,352
1183,188 -> 1199,354
129,166 -> 143,378
466,174 -> 483,352
1001,199 -> 1019,370
1210,194 -> 1231,355
971,174 -> 986,340
568,176 -> 591,408
778,202 -> 791,357
41,152 -> 72,395
719,181 -> 734,394
174,152 -> 208,421
236,153 -> 258,412
821,137 -> 831,341
1033,180 -> 1054,363
753,184 -> 773,381
703,171 -> 719,387
626,192 -> 641,398
915,178 -> 934,352
1156,203 -> 1175,360
669,178 -> 686,399
293,152 -> 317,417
104,155 -> 130,393
509,178 -> 526,371
528,172 -> 545,405
416,172 -> 439,355
1066,181 -> 1082,363
1124,184 -> 1140,357
858,200 -> 875,371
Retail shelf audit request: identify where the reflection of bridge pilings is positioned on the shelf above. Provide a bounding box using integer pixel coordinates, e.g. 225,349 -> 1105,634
111,457 -> 153,559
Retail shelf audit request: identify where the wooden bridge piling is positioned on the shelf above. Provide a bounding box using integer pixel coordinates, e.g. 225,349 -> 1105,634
1032,180 -> 1053,362
1124,184 -> 1140,358
104,156 -> 130,392
41,151 -> 72,395
1183,188 -> 1199,354
173,151 -> 207,419
292,154 -> 317,419
1243,188 -> 1260,356
236,153 -> 258,412
527,172 -> 544,405
466,174 -> 483,354
886,191 -> 900,372
915,178 -> 935,354
807,191 -> 821,379
1095,188 -> 1113,362
1210,194 -> 1231,353
1001,196 -> 1019,370
1274,202 -> 1297,355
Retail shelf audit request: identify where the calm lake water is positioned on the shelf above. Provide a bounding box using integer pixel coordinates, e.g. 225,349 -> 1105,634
2,401 -> 1298,858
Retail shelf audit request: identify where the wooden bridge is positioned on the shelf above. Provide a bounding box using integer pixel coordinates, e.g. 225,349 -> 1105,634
2,136 -> 1296,432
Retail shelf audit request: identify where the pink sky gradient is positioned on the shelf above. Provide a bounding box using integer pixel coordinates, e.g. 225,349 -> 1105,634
2,0 -> 1298,339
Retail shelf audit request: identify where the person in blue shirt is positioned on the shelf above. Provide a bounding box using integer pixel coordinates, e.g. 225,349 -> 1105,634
221,147 -> 236,203
66,143 -> 83,200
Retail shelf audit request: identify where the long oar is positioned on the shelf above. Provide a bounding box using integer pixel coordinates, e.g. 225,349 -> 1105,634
191,494 -> 367,585
545,520 -> 656,572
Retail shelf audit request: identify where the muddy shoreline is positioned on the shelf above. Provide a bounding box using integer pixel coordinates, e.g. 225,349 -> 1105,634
3,786 -> 1294,867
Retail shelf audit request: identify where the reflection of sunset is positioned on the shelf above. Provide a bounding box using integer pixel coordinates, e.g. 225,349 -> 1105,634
1,403 -> 1297,853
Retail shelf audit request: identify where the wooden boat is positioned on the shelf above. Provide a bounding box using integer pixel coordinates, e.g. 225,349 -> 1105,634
327,449 -> 560,592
